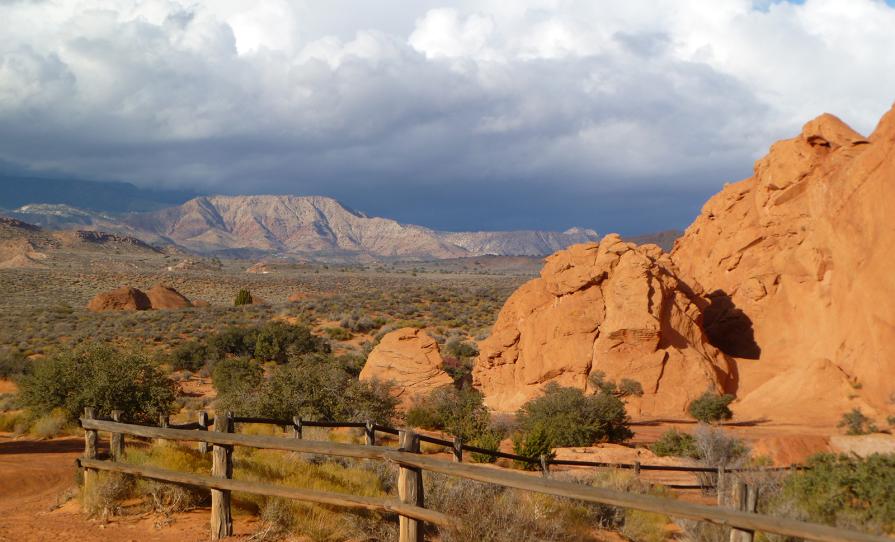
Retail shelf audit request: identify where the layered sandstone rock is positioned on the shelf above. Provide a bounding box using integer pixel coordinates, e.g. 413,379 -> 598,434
672,105 -> 895,422
360,328 -> 454,406
146,284 -> 193,309
87,287 -> 152,312
473,236 -> 734,416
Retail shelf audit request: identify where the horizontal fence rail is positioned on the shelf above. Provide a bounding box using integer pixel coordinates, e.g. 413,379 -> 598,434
79,416 -> 893,542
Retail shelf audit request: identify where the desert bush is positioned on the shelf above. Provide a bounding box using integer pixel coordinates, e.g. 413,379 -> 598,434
444,338 -> 478,359
512,423 -> 555,470
126,444 -> 211,514
0,410 -> 29,434
406,385 -> 492,441
774,453 -> 895,534
693,424 -> 749,468
0,349 -> 29,379
17,343 -> 176,424
324,326 -> 352,341
212,356 -> 263,397
515,382 -> 633,448
470,431 -> 502,463
687,391 -> 734,423
234,289 -> 253,306
30,409 -> 68,439
220,353 -> 398,424
168,340 -> 208,371
837,408 -> 878,435
207,326 -> 258,359
255,321 -> 328,362
651,428 -> 700,459
588,371 -> 644,399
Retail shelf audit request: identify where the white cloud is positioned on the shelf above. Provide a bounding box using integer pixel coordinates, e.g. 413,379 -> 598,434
0,0 -> 893,206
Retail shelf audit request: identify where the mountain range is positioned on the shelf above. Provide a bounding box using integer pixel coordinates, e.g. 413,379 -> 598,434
5,195 -> 615,260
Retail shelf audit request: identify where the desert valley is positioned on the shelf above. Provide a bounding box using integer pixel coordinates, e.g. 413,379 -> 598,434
1,105 -> 894,542
3,1 -> 895,541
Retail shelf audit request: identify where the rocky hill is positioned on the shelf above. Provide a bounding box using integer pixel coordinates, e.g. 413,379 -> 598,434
671,105 -> 895,423
8,195 -> 602,260
473,234 -> 734,417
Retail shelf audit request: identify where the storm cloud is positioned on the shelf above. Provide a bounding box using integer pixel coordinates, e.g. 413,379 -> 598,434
1,0 -> 894,232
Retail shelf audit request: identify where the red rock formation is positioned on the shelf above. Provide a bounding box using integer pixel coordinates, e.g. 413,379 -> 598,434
146,284 -> 193,309
87,287 -> 151,312
473,235 -> 734,416
360,328 -> 454,407
672,104 -> 895,423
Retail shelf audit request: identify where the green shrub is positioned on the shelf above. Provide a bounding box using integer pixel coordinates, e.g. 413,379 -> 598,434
219,353 -> 398,425
208,326 -> 258,359
212,357 -> 264,398
515,382 -> 633,448
779,453 -> 895,534
255,321 -> 328,363
444,339 -> 478,359
838,408 -> 878,435
406,386 -> 492,441
469,431 -> 502,463
687,391 -> 734,423
0,349 -> 30,379
512,423 -> 554,470
168,341 -> 208,372
588,371 -> 644,398
324,327 -> 353,341
17,343 -> 176,424
234,289 -> 253,306
651,428 -> 700,459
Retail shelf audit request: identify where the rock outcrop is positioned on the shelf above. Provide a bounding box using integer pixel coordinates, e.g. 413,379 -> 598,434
671,105 -> 895,422
88,284 -> 193,311
473,236 -> 734,416
87,287 -> 152,312
360,328 -> 454,406
146,284 -> 193,309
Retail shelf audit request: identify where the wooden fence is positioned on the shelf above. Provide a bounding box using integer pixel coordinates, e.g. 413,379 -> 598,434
77,409 -> 893,542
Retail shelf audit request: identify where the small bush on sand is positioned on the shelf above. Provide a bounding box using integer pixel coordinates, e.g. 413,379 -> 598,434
838,408 -> 878,435
167,341 -> 208,372
470,431 -> 502,463
512,423 -> 554,470
29,409 -> 68,439
515,382 -> 633,448
0,349 -> 30,379
687,391 -> 734,423
18,343 -> 176,424
651,428 -> 700,459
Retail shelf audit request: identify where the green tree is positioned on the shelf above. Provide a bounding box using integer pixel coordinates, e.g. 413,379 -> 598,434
234,289 -> 253,306
687,391 -> 734,424
18,344 -> 176,424
406,385 -> 492,441
512,423 -> 555,470
650,428 -> 700,459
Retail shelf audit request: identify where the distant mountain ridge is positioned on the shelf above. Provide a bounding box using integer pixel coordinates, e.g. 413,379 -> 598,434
6,195 -> 604,260
0,176 -> 197,212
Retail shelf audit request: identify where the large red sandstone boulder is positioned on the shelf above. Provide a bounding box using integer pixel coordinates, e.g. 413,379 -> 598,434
360,328 -> 454,407
87,287 -> 152,312
146,284 -> 193,309
671,104 -> 895,423
473,235 -> 734,416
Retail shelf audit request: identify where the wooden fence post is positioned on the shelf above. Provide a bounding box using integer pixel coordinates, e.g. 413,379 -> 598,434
365,421 -> 375,446
82,407 -> 97,504
452,436 -> 462,463
729,479 -> 757,542
198,412 -> 209,454
211,411 -> 233,540
717,465 -> 727,506
158,414 -> 170,446
110,410 -> 124,461
634,460 -> 641,476
398,429 -> 424,542
540,455 -> 550,478
293,416 -> 303,440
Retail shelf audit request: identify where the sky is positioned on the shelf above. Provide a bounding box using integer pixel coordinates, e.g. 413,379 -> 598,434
1,0 -> 894,234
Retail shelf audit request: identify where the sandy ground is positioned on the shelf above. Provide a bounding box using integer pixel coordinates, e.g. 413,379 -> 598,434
0,434 -> 262,542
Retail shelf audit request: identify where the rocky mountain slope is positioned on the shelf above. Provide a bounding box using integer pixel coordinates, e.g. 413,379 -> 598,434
473,234 -> 734,416
7,195 -> 601,260
671,105 -> 895,423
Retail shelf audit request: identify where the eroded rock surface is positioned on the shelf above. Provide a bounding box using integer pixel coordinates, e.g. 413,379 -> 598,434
87,286 -> 152,312
360,328 -> 454,406
473,236 -> 734,416
146,284 -> 193,309
672,105 -> 895,422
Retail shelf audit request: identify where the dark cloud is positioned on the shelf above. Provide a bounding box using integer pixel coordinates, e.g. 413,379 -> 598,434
0,1 -> 893,232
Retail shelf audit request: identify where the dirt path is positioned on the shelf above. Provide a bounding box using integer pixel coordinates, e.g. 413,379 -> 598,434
0,434 -> 259,542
